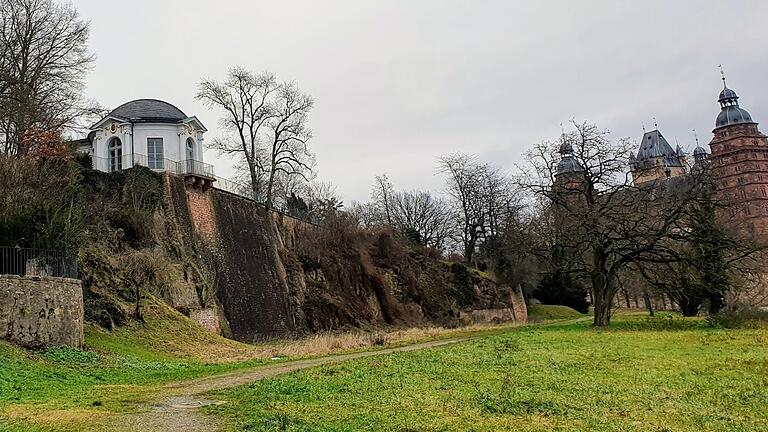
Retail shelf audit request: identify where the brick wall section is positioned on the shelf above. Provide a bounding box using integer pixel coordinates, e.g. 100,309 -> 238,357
709,123 -> 768,238
185,180 -> 219,242
0,275 -> 84,348
189,308 -> 221,334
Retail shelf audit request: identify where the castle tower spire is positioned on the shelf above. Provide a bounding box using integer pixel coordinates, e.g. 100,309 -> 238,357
715,67 -> 755,128
707,72 -> 768,238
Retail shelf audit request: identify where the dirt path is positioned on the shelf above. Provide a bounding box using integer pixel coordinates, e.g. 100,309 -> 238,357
110,337 -> 467,432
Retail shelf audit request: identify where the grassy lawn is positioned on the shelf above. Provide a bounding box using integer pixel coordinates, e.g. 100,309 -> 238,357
527,304 -> 586,321
0,299 -> 527,432
205,314 -> 768,432
0,304 -> 269,432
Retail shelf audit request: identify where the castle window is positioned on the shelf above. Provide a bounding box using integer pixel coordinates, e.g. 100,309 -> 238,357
147,138 -> 164,170
109,137 -> 122,172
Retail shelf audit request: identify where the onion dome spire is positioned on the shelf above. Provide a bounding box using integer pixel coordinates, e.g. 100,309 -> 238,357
555,124 -> 584,176
692,129 -> 708,162
715,66 -> 755,128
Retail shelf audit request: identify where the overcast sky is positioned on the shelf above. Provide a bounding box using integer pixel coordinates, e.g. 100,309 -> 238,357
76,0 -> 768,203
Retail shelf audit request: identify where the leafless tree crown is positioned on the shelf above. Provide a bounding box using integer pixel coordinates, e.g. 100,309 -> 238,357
0,0 -> 97,154
196,67 -> 314,208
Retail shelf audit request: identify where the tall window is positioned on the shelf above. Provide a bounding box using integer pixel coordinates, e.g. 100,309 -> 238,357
147,138 -> 164,169
186,138 -> 195,160
109,138 -> 122,172
185,138 -> 195,174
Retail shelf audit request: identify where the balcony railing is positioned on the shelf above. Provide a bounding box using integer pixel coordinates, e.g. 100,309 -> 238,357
0,247 -> 78,279
92,153 -> 215,178
87,153 -> 305,221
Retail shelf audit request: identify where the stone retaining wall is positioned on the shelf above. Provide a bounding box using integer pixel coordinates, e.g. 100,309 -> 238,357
0,275 -> 84,348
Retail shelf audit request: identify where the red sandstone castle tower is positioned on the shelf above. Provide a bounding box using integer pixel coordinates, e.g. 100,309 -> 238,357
708,76 -> 768,238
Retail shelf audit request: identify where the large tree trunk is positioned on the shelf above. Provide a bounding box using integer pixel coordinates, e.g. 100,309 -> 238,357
590,248 -> 616,327
592,291 -> 613,327
464,228 -> 477,264
643,288 -> 654,317
591,272 -> 615,327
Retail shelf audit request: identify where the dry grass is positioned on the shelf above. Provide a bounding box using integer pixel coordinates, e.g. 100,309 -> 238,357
2,405 -> 110,427
269,322 -> 521,358
88,298 -> 523,365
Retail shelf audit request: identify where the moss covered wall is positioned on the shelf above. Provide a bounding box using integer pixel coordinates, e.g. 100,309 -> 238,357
209,190 -> 295,341
160,173 -> 526,343
162,175 -> 295,342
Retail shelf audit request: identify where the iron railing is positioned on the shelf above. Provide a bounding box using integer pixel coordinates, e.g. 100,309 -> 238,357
88,153 -> 311,223
0,247 -> 78,279
91,153 -> 215,178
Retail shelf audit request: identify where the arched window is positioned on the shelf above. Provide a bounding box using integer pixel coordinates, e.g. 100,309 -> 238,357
109,137 -> 122,172
185,138 -> 196,174
186,138 -> 195,161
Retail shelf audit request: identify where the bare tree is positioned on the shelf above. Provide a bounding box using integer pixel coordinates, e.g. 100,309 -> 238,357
437,153 -> 492,264
196,68 -> 278,200
0,0 -> 96,155
347,200 -> 382,228
371,173 -> 395,226
263,83 -> 314,208
391,190 -> 453,251
521,120 -> 705,327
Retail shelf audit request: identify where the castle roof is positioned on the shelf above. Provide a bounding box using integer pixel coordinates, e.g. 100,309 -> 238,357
109,99 -> 188,123
555,137 -> 584,176
714,77 -> 756,129
634,129 -> 683,168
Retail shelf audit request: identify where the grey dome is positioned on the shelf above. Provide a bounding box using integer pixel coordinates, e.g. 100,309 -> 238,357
557,157 -> 584,175
110,99 -> 187,123
718,87 -> 738,102
556,136 -> 584,175
693,145 -> 707,156
715,84 -> 755,129
716,105 -> 754,128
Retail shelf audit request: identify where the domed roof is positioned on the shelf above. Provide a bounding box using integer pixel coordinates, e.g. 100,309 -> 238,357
109,99 -> 187,123
693,145 -> 707,156
716,105 -> 754,128
713,82 -> 756,129
557,157 -> 584,175
555,136 -> 584,175
718,87 -> 738,102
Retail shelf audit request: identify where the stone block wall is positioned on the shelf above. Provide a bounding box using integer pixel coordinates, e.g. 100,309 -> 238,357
0,275 -> 84,348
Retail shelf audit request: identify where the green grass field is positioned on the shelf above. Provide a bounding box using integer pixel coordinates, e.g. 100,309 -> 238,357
205,314 -> 768,432
527,304 -> 586,321
0,305 -> 268,432
0,300 -> 526,432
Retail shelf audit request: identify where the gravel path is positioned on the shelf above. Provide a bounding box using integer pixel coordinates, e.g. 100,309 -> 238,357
109,337 -> 467,432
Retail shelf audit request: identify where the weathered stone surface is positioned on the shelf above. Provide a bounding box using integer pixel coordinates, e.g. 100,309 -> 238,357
189,308 -> 221,335
511,285 -> 528,323
160,173 -> 528,342
0,275 -> 84,348
461,308 -> 515,324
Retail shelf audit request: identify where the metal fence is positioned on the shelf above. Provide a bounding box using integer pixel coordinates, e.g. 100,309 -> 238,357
91,153 -> 215,178
0,247 -> 78,279
86,153 -> 314,224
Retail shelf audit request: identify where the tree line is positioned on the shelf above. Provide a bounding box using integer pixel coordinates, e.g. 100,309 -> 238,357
2,0 -> 764,328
